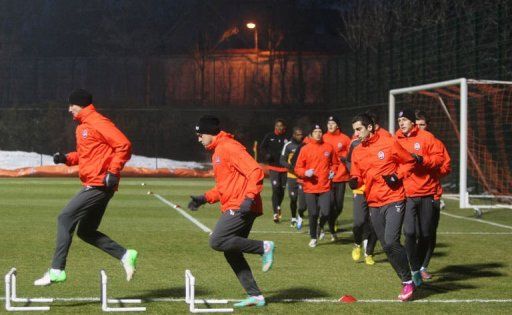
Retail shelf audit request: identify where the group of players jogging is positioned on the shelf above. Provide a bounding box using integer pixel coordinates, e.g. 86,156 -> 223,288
259,109 -> 450,302
33,88 -> 450,308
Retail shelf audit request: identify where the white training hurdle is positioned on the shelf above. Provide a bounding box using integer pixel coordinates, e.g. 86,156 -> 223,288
4,267 -> 53,311
100,270 -> 146,312
185,270 -> 233,313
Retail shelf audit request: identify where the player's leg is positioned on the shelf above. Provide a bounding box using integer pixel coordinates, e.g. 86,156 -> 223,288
417,196 -> 436,279
269,170 -> 281,222
403,197 -> 422,285
35,187 -> 101,285
352,193 -> 366,260
287,178 -> 299,227
381,201 -> 415,301
318,191 -> 335,240
305,193 -> 319,247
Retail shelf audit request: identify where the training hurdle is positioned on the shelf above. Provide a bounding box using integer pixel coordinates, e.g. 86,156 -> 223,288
185,270 -> 233,313
4,267 -> 53,311
100,270 -> 146,312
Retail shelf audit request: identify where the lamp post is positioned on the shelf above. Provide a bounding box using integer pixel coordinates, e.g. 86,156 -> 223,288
246,22 -> 258,52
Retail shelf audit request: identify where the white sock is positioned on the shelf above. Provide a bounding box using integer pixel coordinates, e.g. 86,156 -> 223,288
263,241 -> 271,253
403,280 -> 413,285
253,295 -> 264,300
50,268 -> 62,275
121,251 -> 130,263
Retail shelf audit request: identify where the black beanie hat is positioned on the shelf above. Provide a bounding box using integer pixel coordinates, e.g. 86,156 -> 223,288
326,115 -> 341,127
68,89 -> 92,107
195,115 -> 221,135
397,109 -> 416,123
310,123 -> 323,134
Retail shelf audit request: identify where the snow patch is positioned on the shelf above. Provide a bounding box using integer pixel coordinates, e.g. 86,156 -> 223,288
0,150 -> 204,170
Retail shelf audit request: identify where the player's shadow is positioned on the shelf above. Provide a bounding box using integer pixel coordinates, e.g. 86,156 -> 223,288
414,262 -> 506,299
123,286 -> 210,302
266,287 -> 330,304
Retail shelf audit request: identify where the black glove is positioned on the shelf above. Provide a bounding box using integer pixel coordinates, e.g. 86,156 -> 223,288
239,197 -> 254,214
382,174 -> 401,189
103,172 -> 119,190
411,153 -> 424,165
188,195 -> 207,211
53,152 -> 67,164
340,156 -> 348,164
348,177 -> 359,190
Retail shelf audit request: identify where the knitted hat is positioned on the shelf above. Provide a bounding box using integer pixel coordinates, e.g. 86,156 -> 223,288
68,89 -> 92,107
195,115 -> 221,135
326,115 -> 341,127
397,109 -> 416,123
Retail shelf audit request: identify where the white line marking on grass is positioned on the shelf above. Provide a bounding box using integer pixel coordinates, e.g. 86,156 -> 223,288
251,230 -> 512,235
153,194 -> 212,233
441,211 -> 512,230
1,297 -> 511,303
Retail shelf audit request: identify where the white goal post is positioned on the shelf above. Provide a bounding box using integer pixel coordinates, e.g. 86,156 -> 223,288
389,78 -> 512,210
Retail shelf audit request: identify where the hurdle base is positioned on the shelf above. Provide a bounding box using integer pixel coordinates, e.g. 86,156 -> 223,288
100,270 -> 146,312
185,270 -> 233,313
4,268 -> 53,312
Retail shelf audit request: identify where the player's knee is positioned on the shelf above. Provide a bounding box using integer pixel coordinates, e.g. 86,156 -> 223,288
209,236 -> 224,251
57,212 -> 74,226
382,242 -> 399,254
76,227 -> 93,242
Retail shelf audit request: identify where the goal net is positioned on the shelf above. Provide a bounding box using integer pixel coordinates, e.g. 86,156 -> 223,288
389,78 -> 512,210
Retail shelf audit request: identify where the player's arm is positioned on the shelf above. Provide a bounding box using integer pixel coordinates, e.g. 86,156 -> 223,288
63,152 -> 79,166
349,157 -> 363,189
437,138 -> 452,176
280,142 -> 292,170
293,149 -> 308,178
330,146 -> 339,173
96,121 -> 132,175
394,140 -> 416,180
420,134 -> 444,169
231,148 -> 264,199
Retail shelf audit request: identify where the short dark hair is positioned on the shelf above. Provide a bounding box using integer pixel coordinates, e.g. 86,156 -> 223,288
365,110 -> 380,125
352,113 -> 374,129
292,126 -> 303,133
274,118 -> 286,125
415,110 -> 429,124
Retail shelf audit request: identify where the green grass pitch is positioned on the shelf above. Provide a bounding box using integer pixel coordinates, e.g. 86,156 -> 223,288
1,178 -> 511,314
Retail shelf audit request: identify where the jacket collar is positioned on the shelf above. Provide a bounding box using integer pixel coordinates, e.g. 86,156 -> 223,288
206,131 -> 233,151
75,104 -> 96,123
362,131 -> 380,147
397,125 -> 419,138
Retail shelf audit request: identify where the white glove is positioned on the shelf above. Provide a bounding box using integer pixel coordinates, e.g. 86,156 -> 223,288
305,169 -> 315,178
328,170 -> 335,180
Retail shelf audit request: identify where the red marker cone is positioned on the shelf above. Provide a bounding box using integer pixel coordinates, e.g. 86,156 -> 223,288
339,295 -> 357,303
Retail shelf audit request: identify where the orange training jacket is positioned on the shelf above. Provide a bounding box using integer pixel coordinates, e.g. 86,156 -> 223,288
322,129 -> 351,182
204,131 -> 264,215
294,139 -> 339,194
65,105 -> 132,187
433,138 -> 452,200
350,132 -> 416,207
395,126 -> 445,197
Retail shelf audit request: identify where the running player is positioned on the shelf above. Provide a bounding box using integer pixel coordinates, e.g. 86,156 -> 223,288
395,109 -> 444,286
280,127 -> 305,228
188,115 -> 275,308
34,89 -> 137,286
322,115 -> 351,239
294,124 -> 338,247
350,113 -> 416,301
260,119 -> 288,223
415,110 -> 452,280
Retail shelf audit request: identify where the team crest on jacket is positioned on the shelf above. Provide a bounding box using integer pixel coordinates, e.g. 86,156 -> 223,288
414,142 -> 421,151
82,129 -> 88,139
324,151 -> 330,157
337,142 -> 343,149
377,151 -> 385,160
214,156 -> 221,164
